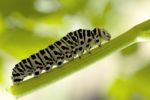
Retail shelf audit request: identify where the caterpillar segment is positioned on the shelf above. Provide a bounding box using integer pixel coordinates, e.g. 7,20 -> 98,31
54,40 -> 74,61
38,49 -> 55,71
47,45 -> 65,67
29,54 -> 45,76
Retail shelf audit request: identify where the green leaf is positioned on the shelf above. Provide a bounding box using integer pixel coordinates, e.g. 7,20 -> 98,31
0,0 -> 48,17
0,29 -> 58,59
108,64 -> 150,100
0,57 -> 3,84
9,20 -> 150,97
91,1 -> 113,26
59,0 -> 87,14
121,43 -> 139,56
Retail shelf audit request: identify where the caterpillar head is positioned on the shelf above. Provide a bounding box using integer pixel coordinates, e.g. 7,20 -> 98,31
92,28 -> 111,41
100,28 -> 111,41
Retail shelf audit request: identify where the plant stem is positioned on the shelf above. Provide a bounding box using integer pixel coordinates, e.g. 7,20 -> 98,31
9,19 -> 150,97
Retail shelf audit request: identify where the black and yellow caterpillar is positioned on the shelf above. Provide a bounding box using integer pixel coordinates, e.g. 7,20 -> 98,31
11,28 -> 111,84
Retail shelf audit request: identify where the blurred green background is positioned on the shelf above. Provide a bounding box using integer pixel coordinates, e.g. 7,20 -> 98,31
0,0 -> 150,100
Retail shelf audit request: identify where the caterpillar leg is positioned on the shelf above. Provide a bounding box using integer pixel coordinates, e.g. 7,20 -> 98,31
56,60 -> 64,68
77,46 -> 85,58
34,70 -> 40,76
85,44 -> 92,54
98,43 -> 102,47
65,53 -> 74,61
45,64 -> 52,72
34,66 -> 43,76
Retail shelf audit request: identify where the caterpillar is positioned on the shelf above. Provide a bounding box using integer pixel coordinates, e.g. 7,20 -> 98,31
11,28 -> 111,84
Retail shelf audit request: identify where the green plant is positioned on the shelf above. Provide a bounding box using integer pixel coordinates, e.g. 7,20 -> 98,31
9,20 -> 150,97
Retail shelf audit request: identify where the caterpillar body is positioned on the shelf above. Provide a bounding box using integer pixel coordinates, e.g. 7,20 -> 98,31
11,28 -> 111,84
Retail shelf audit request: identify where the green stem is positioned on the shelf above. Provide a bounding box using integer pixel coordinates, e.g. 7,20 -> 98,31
9,20 -> 150,97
